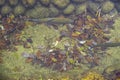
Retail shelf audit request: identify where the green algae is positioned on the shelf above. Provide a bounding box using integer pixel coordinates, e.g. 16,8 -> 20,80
0,24 -> 80,80
1,16 -> 120,80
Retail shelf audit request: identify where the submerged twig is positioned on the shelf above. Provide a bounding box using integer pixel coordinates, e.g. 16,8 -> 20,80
93,42 -> 120,47
24,18 -> 74,24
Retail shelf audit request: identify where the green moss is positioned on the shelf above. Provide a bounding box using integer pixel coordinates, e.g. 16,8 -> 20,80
0,23 -> 88,80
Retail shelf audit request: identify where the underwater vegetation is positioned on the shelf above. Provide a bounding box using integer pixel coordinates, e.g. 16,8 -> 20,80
0,0 -> 120,80
81,71 -> 105,80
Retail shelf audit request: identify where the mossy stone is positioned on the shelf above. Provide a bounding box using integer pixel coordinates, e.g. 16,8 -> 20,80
52,0 -> 70,9
26,5 -> 49,18
88,1 -> 99,13
63,4 -> 75,15
22,0 -> 36,7
1,5 -> 12,15
34,6 -> 49,18
8,0 -> 18,6
49,5 -> 59,17
75,3 -> 87,15
71,0 -> 86,3
101,1 -> 114,14
14,5 -> 25,16
25,9 -> 37,18
0,0 -> 5,6
93,0 -> 104,2
40,0 -> 50,6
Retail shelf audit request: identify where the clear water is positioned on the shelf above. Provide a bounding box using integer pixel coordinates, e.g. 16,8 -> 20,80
0,0 -> 120,80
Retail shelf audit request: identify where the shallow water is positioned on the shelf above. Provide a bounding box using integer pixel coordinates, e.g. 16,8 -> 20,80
0,0 -> 120,80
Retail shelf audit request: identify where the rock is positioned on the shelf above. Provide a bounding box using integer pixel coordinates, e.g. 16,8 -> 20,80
71,0 -> 86,3
93,0 -> 104,2
75,3 -> 87,15
40,0 -> 50,6
22,0 -> 36,7
25,5 -> 49,18
8,0 -> 18,6
63,4 -> 75,15
52,0 -> 70,9
13,4 -> 25,16
25,9 -> 37,18
115,3 -> 120,12
1,5 -> 12,15
0,0 -> 6,6
49,4 -> 59,17
101,1 -> 114,14
87,1 -> 100,16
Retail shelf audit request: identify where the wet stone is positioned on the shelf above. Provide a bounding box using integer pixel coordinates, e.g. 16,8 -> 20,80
101,1 -> 115,14
52,0 -> 70,9
63,4 -> 75,15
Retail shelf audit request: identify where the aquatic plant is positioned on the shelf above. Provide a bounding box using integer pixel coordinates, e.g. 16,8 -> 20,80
81,71 -> 105,80
0,47 -> 54,80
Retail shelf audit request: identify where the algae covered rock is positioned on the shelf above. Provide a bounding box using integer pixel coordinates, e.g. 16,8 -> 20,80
63,4 -> 75,15
101,1 -> 114,14
52,0 -> 70,9
8,0 -> 18,6
93,0 -> 104,2
88,1 -> 99,12
75,3 -> 87,15
26,5 -> 49,18
1,5 -> 12,15
40,0 -> 50,6
71,0 -> 86,3
25,9 -> 37,18
0,0 -> 5,6
49,5 -> 59,17
22,0 -> 36,7
13,5 -> 25,16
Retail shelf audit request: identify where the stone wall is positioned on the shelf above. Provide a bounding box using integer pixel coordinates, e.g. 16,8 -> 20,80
0,0 -> 120,18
